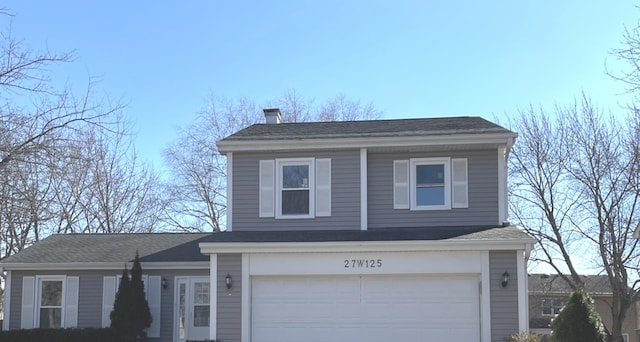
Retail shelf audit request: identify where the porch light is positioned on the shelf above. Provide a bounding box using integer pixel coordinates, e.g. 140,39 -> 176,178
161,277 -> 168,290
225,273 -> 232,290
501,271 -> 509,288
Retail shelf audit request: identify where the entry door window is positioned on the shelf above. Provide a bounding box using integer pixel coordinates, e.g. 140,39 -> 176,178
178,282 -> 186,339
193,282 -> 210,327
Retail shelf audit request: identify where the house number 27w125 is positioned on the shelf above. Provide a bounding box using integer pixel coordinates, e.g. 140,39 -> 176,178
344,259 -> 383,268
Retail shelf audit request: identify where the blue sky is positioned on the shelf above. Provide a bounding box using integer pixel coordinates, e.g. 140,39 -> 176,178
3,1 -> 638,168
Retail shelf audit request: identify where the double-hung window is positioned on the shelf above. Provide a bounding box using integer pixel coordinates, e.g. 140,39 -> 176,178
259,158 -> 331,219
394,157 -> 468,210
278,159 -> 313,217
38,277 -> 64,328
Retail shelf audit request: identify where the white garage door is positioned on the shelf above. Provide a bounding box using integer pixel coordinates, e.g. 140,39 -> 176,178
251,275 -> 480,342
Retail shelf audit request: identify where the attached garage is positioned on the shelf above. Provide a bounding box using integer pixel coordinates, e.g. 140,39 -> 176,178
251,275 -> 481,342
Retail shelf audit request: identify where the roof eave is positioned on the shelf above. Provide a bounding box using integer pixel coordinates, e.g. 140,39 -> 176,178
199,236 -> 534,254
217,132 -> 519,154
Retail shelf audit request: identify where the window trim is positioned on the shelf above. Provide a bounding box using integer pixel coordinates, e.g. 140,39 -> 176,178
275,158 -> 315,219
35,275 -> 66,329
541,298 -> 563,316
410,157 -> 451,210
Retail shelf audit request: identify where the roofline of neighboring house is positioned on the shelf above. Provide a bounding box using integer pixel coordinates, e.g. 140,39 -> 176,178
199,237 -> 535,254
217,133 -> 518,154
0,261 -> 210,272
529,291 -> 614,296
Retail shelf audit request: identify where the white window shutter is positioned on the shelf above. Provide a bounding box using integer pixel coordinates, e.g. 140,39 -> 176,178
259,160 -> 275,217
393,160 -> 410,209
316,158 -> 332,216
452,158 -> 469,208
64,276 -> 79,328
21,276 -> 35,328
146,276 -> 161,338
102,276 -> 116,328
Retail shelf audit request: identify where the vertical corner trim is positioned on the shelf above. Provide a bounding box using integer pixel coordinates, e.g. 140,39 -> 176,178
481,251 -> 491,342
360,149 -> 368,230
210,254 -> 218,340
517,250 -> 528,333
497,147 -> 507,225
2,271 -> 11,331
241,254 -> 250,342
226,152 -> 233,231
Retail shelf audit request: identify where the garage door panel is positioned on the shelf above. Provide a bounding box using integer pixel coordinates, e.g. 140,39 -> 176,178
252,275 -> 480,342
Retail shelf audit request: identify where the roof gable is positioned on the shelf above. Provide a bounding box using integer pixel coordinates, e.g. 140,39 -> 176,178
528,273 -> 613,295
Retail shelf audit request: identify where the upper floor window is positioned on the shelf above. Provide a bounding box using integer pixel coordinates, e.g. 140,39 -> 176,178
278,159 -> 314,217
259,158 -> 331,219
541,298 -> 563,316
394,157 -> 468,210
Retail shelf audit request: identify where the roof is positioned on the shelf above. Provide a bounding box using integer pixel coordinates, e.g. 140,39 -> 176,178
216,116 -> 517,153
0,226 -> 532,268
0,233 -> 211,266
528,273 -> 613,295
220,116 -> 514,142
200,225 -> 531,243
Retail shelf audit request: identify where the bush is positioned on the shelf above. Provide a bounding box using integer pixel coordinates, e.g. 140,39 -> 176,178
551,287 -> 606,342
506,332 -> 540,342
0,328 -> 119,342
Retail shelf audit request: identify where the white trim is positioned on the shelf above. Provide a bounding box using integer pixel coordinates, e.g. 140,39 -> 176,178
275,158 -> 315,219
101,276 -> 116,328
3,270 -> 11,331
241,254 -> 250,342
410,157 -> 452,210
200,238 -> 535,255
226,152 -> 233,231
517,249 -> 528,332
481,251 -> 491,342
360,148 -> 368,230
217,133 -> 519,153
210,254 -> 218,340
34,275 -> 67,328
498,147 -> 507,225
2,261 -> 210,271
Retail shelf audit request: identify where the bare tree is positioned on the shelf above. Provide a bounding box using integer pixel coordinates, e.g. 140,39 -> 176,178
163,92 -> 383,231
0,15 -> 165,259
509,95 -> 640,342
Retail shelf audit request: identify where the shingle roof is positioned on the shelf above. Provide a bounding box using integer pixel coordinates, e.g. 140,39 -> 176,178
1,226 -> 532,266
0,233 -> 211,265
528,273 -> 613,294
200,225 -> 531,243
220,116 -> 514,142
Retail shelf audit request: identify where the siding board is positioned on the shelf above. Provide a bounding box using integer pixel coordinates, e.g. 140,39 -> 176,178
217,254 -> 242,342
368,149 -> 499,228
232,151 -> 361,231
490,251 -> 519,342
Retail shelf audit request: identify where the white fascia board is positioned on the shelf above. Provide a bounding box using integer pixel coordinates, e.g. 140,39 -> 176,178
217,133 -> 519,153
199,238 -> 535,255
0,261 -> 210,271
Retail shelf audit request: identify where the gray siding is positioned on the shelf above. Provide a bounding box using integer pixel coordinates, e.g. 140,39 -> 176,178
232,151 -> 361,231
8,268 -> 209,342
217,254 -> 242,342
368,149 -> 500,228
490,250 -> 519,342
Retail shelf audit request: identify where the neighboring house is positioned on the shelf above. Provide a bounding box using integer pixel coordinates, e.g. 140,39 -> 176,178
1,111 -> 535,342
529,273 -> 639,342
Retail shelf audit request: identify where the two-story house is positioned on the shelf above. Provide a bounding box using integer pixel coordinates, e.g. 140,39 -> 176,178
0,110 -> 534,342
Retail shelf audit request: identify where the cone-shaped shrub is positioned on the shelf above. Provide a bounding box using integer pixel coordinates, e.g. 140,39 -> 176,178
551,286 -> 606,342
110,265 -> 132,338
129,252 -> 152,339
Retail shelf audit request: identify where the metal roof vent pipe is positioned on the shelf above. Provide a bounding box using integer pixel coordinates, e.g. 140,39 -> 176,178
263,108 -> 282,124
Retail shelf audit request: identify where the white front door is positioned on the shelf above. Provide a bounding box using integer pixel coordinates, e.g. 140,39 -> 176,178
175,277 -> 210,342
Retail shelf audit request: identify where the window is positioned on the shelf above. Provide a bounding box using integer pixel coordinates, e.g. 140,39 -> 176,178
193,282 -> 210,327
38,278 -> 63,328
394,157 -> 468,210
260,158 -> 331,219
541,298 -> 563,316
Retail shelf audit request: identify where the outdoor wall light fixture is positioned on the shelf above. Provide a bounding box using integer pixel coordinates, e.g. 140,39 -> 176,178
225,273 -> 232,290
501,271 -> 510,288
161,277 -> 168,290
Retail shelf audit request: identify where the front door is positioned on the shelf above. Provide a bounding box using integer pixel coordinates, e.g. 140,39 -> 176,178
175,277 -> 210,342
